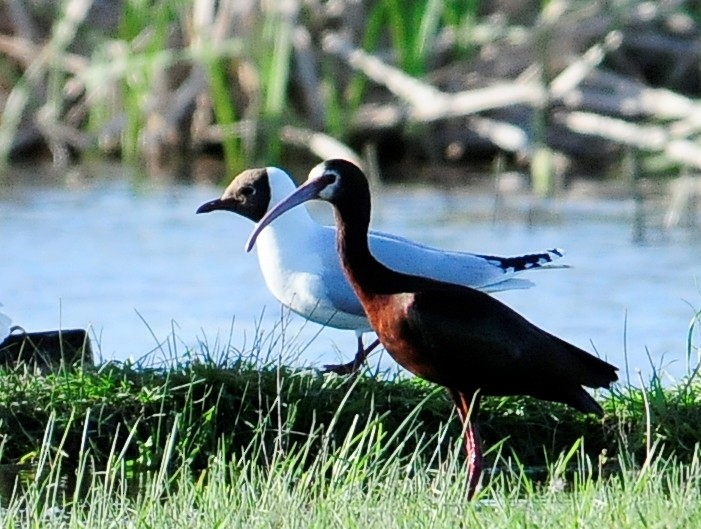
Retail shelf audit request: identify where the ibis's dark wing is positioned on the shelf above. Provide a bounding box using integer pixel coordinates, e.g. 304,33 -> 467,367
401,285 -> 617,411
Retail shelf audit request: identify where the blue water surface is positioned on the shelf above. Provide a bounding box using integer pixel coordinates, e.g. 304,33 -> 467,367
2,163 -> 700,384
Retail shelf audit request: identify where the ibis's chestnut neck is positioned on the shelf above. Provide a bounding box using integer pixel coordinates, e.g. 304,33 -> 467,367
327,163 -> 420,297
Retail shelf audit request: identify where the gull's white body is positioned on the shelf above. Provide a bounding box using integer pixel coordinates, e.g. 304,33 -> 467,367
0,304 -> 11,341
249,169 -> 562,333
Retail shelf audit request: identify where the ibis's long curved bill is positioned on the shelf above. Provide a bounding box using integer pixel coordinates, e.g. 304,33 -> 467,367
245,174 -> 331,252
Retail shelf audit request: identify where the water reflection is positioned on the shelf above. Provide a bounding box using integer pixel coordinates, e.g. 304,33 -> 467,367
2,164 -> 700,382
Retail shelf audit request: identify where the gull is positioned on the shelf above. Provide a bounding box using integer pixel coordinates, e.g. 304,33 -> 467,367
0,304 -> 11,341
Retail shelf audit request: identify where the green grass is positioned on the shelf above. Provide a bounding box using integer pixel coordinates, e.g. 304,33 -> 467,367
3,351 -> 701,475
1,322 -> 701,525
2,402 -> 701,527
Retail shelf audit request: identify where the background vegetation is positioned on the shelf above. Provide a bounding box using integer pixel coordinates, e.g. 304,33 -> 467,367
1,0 -> 700,186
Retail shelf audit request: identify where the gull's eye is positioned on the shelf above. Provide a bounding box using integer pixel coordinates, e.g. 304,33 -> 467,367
240,185 -> 256,197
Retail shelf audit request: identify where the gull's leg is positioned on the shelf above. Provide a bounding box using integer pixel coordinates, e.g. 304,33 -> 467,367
323,334 -> 381,375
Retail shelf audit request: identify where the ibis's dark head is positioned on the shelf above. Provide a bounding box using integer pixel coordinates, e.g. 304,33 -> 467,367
245,159 -> 368,252
195,167 -> 272,222
310,159 -> 371,206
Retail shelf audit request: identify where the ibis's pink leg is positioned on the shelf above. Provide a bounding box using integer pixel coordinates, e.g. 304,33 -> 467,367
450,389 -> 483,500
323,337 -> 381,375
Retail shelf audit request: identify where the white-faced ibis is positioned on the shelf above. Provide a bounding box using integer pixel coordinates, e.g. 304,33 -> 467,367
246,159 -> 618,499
197,167 -> 566,374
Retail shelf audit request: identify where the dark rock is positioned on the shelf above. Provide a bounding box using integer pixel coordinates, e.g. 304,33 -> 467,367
0,329 -> 94,372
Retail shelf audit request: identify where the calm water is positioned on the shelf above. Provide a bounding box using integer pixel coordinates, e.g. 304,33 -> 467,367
2,164 -> 700,383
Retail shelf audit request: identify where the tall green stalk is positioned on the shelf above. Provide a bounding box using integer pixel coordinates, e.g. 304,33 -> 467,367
206,58 -> 245,175
260,5 -> 296,163
118,0 -> 177,163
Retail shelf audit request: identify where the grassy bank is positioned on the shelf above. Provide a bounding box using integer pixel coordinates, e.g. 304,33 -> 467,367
0,339 -> 701,524
1,345 -> 701,483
